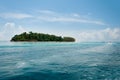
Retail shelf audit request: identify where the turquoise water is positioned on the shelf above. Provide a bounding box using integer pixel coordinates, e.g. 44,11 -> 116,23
0,42 -> 120,80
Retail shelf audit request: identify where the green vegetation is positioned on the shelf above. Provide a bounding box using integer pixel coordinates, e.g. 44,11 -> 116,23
63,37 -> 76,42
11,32 -> 75,42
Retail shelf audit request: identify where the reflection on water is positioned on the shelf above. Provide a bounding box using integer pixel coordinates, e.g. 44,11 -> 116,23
0,42 -> 120,80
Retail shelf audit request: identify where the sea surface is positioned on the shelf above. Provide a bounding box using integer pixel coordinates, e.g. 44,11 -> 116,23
0,42 -> 120,80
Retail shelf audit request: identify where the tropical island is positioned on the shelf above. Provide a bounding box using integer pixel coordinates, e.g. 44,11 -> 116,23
11,32 -> 75,42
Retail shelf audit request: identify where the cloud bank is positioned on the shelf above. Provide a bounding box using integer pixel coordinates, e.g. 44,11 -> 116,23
0,22 -> 119,42
0,22 -> 26,40
78,28 -> 120,42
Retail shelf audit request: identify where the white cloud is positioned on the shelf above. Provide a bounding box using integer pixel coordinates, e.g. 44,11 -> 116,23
0,10 -> 106,25
0,13 -> 33,19
38,16 -> 105,25
38,10 -> 56,15
37,10 -> 106,25
78,28 -> 120,42
0,22 -> 27,41
72,13 -> 80,17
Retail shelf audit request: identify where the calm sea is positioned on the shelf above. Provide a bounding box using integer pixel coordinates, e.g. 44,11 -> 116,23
0,42 -> 120,80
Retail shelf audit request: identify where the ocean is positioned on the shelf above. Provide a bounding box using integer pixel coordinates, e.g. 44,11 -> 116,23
0,42 -> 120,80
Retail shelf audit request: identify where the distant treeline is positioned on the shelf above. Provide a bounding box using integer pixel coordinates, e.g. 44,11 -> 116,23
11,32 -> 75,42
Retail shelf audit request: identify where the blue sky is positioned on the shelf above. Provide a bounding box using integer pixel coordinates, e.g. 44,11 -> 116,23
0,0 -> 120,41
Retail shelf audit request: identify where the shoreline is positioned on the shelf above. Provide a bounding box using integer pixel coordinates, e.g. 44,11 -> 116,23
10,41 -> 75,42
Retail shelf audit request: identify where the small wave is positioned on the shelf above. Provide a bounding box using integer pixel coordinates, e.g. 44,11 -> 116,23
16,62 -> 27,68
79,43 -> 114,54
106,42 -> 113,45
89,63 -> 98,67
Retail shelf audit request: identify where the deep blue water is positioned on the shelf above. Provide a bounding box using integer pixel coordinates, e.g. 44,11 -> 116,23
0,42 -> 120,80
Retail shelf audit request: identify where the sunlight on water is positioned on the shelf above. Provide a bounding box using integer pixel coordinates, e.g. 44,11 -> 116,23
0,42 -> 120,80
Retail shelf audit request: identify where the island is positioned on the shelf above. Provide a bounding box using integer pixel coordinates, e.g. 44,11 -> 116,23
11,32 -> 75,42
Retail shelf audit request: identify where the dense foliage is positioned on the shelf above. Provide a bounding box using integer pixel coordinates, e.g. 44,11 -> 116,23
11,32 -> 75,42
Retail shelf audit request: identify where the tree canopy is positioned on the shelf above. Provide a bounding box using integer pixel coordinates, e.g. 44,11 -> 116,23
11,32 -> 75,42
